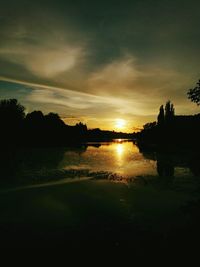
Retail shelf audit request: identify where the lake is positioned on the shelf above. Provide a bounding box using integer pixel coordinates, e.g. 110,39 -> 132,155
0,139 -> 197,189
0,140 -> 200,253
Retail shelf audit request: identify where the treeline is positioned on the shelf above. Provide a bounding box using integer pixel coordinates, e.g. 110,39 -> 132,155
134,101 -> 200,149
87,128 -> 133,141
0,99 -> 132,147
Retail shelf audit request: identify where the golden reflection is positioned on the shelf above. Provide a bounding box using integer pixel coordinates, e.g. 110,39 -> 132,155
116,143 -> 124,157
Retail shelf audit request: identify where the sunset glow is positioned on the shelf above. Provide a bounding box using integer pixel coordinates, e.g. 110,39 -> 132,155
0,0 -> 200,131
115,119 -> 126,130
1,0 -> 200,253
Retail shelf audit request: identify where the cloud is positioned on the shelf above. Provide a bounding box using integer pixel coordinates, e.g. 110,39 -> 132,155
88,55 -> 140,90
0,3 -> 88,84
0,76 -> 132,112
1,0 -> 200,131
0,45 -> 83,78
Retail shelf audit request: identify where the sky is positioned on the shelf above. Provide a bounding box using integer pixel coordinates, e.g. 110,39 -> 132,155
0,0 -> 200,132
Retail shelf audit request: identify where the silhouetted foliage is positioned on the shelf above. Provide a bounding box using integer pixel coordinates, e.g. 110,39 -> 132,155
156,101 -> 175,126
25,111 -> 45,130
45,112 -> 65,127
0,99 -> 25,145
143,122 -> 157,130
0,98 -> 132,147
187,79 -> 200,105
165,101 -> 175,123
75,122 -> 87,132
136,101 -> 200,149
87,128 -> 132,141
157,105 -> 164,125
0,98 -> 25,127
26,111 -> 44,123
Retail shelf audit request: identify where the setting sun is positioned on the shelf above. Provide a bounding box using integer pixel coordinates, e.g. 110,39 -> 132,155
115,119 -> 126,130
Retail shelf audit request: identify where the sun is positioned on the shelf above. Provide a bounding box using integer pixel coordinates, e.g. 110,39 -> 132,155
115,119 -> 126,130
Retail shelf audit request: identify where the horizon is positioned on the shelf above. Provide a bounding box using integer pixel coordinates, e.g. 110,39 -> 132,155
1,0 -> 200,132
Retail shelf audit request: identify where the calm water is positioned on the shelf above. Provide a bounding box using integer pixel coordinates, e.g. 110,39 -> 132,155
0,139 -> 197,188
59,140 -> 157,177
0,140 -> 200,251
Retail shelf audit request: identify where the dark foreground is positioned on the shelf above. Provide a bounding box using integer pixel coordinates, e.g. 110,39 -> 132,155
1,177 -> 200,258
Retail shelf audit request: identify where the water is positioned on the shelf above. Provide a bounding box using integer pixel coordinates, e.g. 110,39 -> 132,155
59,140 -> 157,177
0,140 -> 200,250
0,139 -> 197,189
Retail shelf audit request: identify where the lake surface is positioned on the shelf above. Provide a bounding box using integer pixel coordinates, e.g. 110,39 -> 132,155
59,140 -> 158,177
0,140 -> 200,252
0,139 -> 197,189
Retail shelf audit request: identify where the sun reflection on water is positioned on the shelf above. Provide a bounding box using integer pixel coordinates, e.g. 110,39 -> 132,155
116,143 -> 124,157
59,140 -> 159,178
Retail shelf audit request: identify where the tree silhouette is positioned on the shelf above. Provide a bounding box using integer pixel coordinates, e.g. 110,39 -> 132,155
157,105 -> 164,125
187,79 -> 200,105
143,121 -> 157,130
165,101 -> 175,122
0,98 -> 25,128
157,101 -> 175,125
45,112 -> 65,128
26,110 -> 44,121
0,99 -> 25,146
0,98 -> 132,147
75,122 -> 87,132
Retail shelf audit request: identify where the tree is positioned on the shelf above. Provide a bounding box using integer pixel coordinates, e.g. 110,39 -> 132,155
45,112 -> 60,121
0,98 -> 25,127
0,99 -> 25,145
143,121 -> 157,130
45,112 -> 65,128
187,80 -> 200,105
26,111 -> 44,124
157,101 -> 175,126
165,101 -> 175,123
75,122 -> 87,132
157,105 -> 164,125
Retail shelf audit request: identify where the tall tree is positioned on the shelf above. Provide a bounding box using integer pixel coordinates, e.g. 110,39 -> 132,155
157,105 -> 164,125
165,101 -> 175,123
